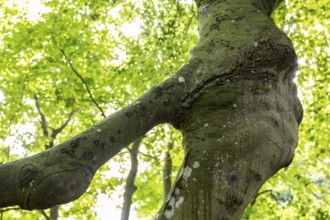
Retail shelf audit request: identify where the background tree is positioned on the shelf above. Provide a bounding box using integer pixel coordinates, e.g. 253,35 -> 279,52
0,0 -> 329,219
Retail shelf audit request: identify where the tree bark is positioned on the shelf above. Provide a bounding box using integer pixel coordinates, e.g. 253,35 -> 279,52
0,80 -> 184,209
163,142 -> 174,201
120,137 -> 144,220
0,0 -> 303,219
156,0 -> 303,219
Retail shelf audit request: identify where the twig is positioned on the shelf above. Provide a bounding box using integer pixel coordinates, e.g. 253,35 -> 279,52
58,48 -> 106,118
51,109 -> 81,139
0,207 -> 20,213
39,209 -> 50,220
34,95 -> 49,137
250,189 -> 273,205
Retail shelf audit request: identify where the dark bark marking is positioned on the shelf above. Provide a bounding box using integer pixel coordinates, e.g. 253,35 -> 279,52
82,151 -> 94,160
133,103 -> 146,117
229,174 -> 237,181
163,99 -> 171,106
19,164 -> 39,188
109,136 -> 116,142
117,129 -> 121,135
93,140 -> 105,149
163,82 -> 176,91
60,148 -> 77,158
125,111 -> 134,118
165,205 -> 173,211
151,86 -> 163,99
70,137 -> 81,149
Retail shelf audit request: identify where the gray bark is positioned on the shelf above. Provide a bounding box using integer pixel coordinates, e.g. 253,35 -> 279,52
156,0 -> 303,219
120,137 -> 144,220
163,142 -> 174,201
0,80 -> 183,209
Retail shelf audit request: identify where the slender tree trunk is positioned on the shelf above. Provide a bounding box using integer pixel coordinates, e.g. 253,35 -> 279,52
120,137 -> 144,220
163,142 -> 174,201
49,205 -> 59,220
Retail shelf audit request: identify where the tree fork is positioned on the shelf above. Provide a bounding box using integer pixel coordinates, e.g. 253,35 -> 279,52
0,0 -> 303,219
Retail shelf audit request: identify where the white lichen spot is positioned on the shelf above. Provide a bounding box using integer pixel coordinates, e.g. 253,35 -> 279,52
175,196 -> 184,208
155,213 -> 159,219
178,77 -> 185,83
231,20 -> 235,22
235,142 -> 238,145
193,161 -> 200,169
97,129 -> 101,132
164,209 -> 174,219
233,104 -> 237,108
169,197 -> 175,207
204,123 -> 208,127
193,178 -> 197,181
175,188 -> 180,195
223,125 -> 226,128
182,166 -> 192,181
254,42 -> 258,47
217,139 -> 221,142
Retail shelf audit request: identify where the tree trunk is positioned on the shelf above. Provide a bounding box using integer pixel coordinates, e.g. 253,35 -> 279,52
163,142 -> 174,201
50,205 -> 59,220
120,137 -> 144,220
155,0 -> 303,219
0,0 -> 302,219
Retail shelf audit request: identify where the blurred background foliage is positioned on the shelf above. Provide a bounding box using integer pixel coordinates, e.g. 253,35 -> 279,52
0,0 -> 328,219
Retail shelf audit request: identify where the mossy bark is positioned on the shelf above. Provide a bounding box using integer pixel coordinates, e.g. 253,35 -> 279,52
156,0 -> 302,219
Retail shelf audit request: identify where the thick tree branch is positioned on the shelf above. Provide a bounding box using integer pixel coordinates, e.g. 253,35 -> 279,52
0,76 -> 184,209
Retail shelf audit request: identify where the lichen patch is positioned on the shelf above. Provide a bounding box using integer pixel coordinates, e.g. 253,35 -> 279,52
193,161 -> 200,169
182,166 -> 192,181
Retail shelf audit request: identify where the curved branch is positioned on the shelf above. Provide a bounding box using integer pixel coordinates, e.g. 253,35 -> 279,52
58,48 -> 106,118
250,189 -> 273,205
51,109 -> 81,139
34,95 -> 49,137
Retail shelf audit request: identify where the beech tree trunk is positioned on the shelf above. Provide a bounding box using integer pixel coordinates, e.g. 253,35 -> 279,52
0,0 -> 302,219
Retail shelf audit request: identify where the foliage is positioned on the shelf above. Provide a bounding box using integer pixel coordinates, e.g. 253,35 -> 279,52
0,0 -> 328,219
